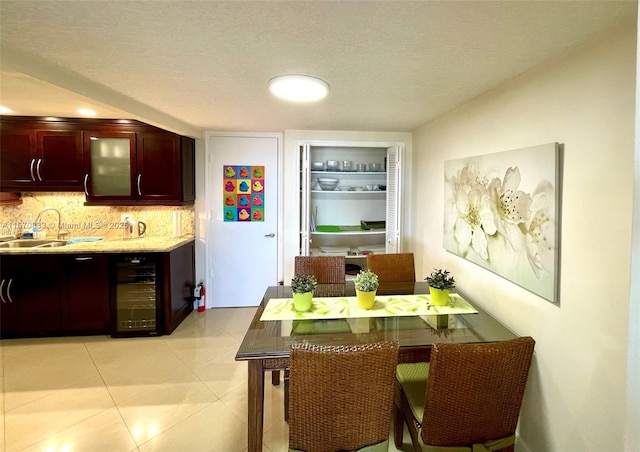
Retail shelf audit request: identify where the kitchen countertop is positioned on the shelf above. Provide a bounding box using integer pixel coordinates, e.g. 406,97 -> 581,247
0,236 -> 195,255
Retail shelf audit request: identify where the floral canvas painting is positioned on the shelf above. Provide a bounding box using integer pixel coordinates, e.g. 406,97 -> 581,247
444,143 -> 561,302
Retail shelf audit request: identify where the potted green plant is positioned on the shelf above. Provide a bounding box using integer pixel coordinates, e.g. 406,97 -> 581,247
291,274 -> 318,312
425,268 -> 456,306
354,269 -> 379,309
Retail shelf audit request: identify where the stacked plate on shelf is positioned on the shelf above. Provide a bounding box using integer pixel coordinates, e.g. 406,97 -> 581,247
357,245 -> 386,254
319,245 -> 350,254
360,220 -> 386,229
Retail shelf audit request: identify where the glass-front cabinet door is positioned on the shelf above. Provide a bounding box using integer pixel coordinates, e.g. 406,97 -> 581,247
83,131 -> 135,202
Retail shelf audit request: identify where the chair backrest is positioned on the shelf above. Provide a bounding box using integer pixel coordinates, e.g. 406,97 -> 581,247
289,341 -> 399,451
294,255 -> 346,284
366,253 -> 415,282
313,284 -> 346,297
422,336 -> 536,447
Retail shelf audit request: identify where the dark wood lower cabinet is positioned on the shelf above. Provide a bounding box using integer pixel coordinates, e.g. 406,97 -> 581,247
161,241 -> 195,334
61,254 -> 110,333
0,242 -> 194,339
0,255 -> 62,336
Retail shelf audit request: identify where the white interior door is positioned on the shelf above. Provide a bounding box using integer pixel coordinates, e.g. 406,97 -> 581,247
205,133 -> 282,307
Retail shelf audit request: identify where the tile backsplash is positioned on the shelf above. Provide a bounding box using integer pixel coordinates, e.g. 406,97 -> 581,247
0,193 -> 194,239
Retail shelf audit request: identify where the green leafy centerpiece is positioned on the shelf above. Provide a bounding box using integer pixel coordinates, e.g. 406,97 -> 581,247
291,274 -> 318,312
354,269 -> 379,309
425,268 -> 456,306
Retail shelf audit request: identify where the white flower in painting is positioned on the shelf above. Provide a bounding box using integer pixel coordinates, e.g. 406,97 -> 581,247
445,162 -> 490,232
488,166 -> 532,253
445,163 -> 476,234
524,181 -> 555,278
453,186 -> 497,260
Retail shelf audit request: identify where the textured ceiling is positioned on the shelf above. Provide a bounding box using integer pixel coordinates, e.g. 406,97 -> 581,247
0,1 -> 636,136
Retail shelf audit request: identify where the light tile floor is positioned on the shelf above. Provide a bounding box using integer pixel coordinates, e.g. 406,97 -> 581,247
1,308 -> 412,452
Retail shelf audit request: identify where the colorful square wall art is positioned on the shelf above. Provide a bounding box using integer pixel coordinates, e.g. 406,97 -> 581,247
444,143 -> 561,303
223,165 -> 265,222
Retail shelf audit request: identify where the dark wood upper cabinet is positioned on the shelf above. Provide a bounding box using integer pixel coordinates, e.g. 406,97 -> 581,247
180,136 -> 196,203
0,123 -> 83,191
138,133 -> 195,205
137,133 -> 182,202
37,130 -> 84,188
0,127 -> 37,188
0,116 -> 195,205
84,131 -> 194,205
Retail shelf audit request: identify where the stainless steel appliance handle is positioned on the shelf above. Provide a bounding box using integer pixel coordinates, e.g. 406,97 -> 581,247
36,158 -> 43,181
83,174 -> 89,196
29,158 -> 36,181
6,279 -> 14,303
137,174 -> 142,196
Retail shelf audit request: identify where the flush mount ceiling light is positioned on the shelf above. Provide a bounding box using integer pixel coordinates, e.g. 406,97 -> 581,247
268,75 -> 329,102
77,108 -> 96,116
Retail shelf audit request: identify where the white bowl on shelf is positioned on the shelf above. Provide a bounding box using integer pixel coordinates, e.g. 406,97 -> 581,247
318,178 -> 338,190
326,160 -> 340,171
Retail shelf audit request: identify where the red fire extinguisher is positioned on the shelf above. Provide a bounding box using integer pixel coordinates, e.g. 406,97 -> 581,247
196,281 -> 206,312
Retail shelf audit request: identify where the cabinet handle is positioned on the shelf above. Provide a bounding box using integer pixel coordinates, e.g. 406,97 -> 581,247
74,256 -> 93,261
36,158 -> 43,181
29,158 -> 36,182
0,279 -> 5,303
83,174 -> 89,196
6,279 -> 14,303
264,233 -> 275,237
137,174 -> 142,196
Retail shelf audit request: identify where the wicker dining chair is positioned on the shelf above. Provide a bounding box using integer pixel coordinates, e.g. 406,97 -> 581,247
394,336 -> 536,452
289,341 -> 400,452
273,255 -> 346,387
366,253 -> 416,282
272,255 -> 348,419
294,255 -> 346,283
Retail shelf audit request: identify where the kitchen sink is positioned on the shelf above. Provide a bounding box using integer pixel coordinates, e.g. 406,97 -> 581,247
0,239 -> 67,248
36,241 -> 68,248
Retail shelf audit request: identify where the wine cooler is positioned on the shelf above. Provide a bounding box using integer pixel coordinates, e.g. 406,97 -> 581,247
111,255 -> 160,337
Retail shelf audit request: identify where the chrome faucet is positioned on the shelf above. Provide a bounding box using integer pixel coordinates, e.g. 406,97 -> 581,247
34,207 -> 68,240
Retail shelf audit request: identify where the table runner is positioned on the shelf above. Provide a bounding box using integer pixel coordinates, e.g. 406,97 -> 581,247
260,293 -> 477,321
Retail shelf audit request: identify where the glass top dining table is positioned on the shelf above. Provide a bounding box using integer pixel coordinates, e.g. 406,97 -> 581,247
235,281 -> 517,452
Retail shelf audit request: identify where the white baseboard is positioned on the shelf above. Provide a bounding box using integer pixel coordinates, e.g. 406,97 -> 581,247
516,432 -> 534,452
